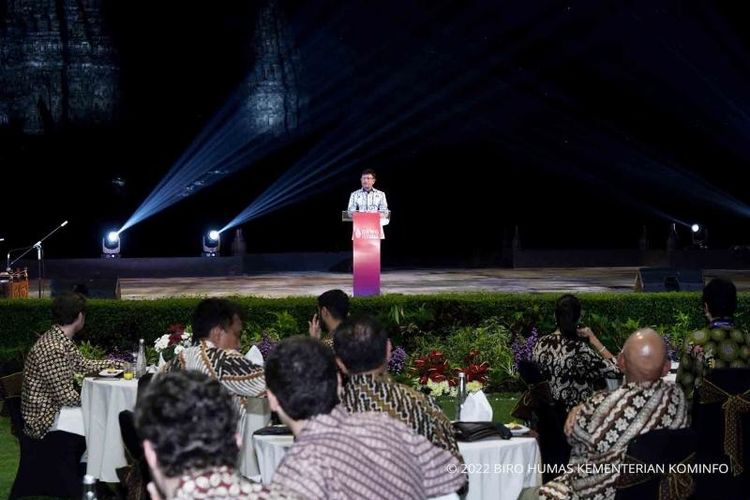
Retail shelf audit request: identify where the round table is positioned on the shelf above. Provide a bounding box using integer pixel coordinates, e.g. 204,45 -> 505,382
80,377 -> 270,482
81,378 -> 139,483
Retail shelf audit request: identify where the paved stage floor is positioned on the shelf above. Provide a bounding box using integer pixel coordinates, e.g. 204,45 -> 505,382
105,267 -> 750,299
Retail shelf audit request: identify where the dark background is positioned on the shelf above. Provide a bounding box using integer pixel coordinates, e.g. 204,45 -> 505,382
2,0 -> 750,263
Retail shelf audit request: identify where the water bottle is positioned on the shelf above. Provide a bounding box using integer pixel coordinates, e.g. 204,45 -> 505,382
135,338 -> 146,378
82,474 -> 97,500
455,372 -> 467,421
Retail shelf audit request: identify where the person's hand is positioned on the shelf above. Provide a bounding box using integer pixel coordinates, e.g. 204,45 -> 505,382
564,404 -> 582,437
308,314 -> 321,339
577,326 -> 595,341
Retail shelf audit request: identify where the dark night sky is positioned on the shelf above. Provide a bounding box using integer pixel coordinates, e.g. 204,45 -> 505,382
3,0 -> 750,262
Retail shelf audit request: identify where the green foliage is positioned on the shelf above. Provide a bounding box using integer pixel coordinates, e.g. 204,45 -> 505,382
377,303 -> 435,347
78,340 -> 105,360
1,292 -> 744,361
240,310 -> 300,353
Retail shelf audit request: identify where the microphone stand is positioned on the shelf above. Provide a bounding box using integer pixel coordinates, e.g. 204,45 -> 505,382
9,221 -> 68,298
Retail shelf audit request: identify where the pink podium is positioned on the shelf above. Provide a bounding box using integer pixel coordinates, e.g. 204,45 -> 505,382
343,210 -> 390,296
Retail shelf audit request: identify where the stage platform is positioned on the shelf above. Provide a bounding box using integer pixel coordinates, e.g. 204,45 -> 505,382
21,267 -> 750,299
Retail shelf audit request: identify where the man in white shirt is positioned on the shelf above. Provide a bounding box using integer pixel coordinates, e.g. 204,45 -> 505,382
347,168 -> 388,213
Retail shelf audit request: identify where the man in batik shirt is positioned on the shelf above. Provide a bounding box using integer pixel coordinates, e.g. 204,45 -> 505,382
136,371 -> 293,500
267,337 -> 466,500
677,278 -> 749,403
334,315 -> 460,458
19,292 -> 120,497
161,298 -> 265,432
347,168 -> 389,238
539,328 -> 688,500
347,168 -> 388,213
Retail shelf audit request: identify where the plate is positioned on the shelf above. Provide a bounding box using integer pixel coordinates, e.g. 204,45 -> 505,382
506,424 -> 529,436
99,369 -> 123,377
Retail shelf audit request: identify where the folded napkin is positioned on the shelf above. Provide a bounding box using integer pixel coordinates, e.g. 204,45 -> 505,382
245,345 -> 265,367
460,390 -> 493,422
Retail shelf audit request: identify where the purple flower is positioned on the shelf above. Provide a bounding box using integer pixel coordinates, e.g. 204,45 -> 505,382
663,336 -> 679,362
511,327 -> 539,371
389,346 -> 407,374
107,350 -> 134,363
256,334 -> 277,360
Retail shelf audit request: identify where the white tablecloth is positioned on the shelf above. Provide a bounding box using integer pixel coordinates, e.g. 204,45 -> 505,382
237,398 -> 272,480
254,434 -> 541,500
82,378 -> 139,483
80,377 -> 271,482
52,406 -> 86,436
460,437 -> 541,500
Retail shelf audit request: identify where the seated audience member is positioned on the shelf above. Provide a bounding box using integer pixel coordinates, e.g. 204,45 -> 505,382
539,328 -> 688,500
533,294 -> 619,411
161,298 -> 265,431
267,336 -> 466,500
18,292 -> 121,496
677,277 -> 749,403
334,315 -> 460,458
308,288 -> 349,348
135,371 -> 293,499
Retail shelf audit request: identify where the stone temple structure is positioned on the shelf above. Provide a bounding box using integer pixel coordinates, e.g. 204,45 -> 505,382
0,0 -> 120,134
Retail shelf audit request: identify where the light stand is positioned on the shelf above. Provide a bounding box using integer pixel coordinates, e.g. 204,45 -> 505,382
9,221 -> 68,298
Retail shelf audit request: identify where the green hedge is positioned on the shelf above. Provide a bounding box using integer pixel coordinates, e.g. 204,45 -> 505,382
2,292 -> 749,359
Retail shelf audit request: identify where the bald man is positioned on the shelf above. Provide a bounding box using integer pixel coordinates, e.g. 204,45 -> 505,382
539,329 -> 688,500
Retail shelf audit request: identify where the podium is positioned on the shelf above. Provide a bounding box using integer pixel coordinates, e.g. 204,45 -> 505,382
342,210 -> 390,296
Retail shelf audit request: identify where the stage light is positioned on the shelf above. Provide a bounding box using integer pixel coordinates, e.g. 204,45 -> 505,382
102,231 -> 121,258
202,230 -> 221,257
691,223 -> 707,249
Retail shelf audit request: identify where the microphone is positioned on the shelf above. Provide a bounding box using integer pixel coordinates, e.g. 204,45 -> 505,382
7,220 -> 70,269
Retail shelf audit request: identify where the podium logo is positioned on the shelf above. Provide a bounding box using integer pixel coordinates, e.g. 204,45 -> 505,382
354,227 -> 380,239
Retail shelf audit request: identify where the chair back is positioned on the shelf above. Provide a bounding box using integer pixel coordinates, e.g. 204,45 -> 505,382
517,360 -> 545,385
614,428 -> 696,500
0,371 -> 24,438
119,410 -> 143,462
691,368 -> 750,498
513,360 -> 570,482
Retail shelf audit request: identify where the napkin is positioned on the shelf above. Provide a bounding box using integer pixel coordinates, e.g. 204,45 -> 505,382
245,345 -> 265,367
460,390 -> 493,422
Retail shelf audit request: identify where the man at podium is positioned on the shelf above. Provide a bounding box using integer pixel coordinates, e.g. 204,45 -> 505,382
347,169 -> 388,213
344,169 -> 390,296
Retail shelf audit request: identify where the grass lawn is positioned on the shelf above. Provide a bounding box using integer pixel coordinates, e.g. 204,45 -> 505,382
0,416 -> 19,498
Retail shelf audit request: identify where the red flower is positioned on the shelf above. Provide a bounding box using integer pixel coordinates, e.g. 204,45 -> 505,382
413,351 -> 456,385
460,362 -> 490,384
167,323 -> 185,346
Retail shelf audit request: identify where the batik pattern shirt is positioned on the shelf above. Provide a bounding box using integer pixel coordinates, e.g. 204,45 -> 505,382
173,466 -> 295,499
340,373 -> 460,458
347,188 -> 388,212
533,332 -> 620,411
162,340 -> 265,433
676,319 -> 750,403
271,406 -> 466,500
539,379 -> 688,500
22,325 -> 114,438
